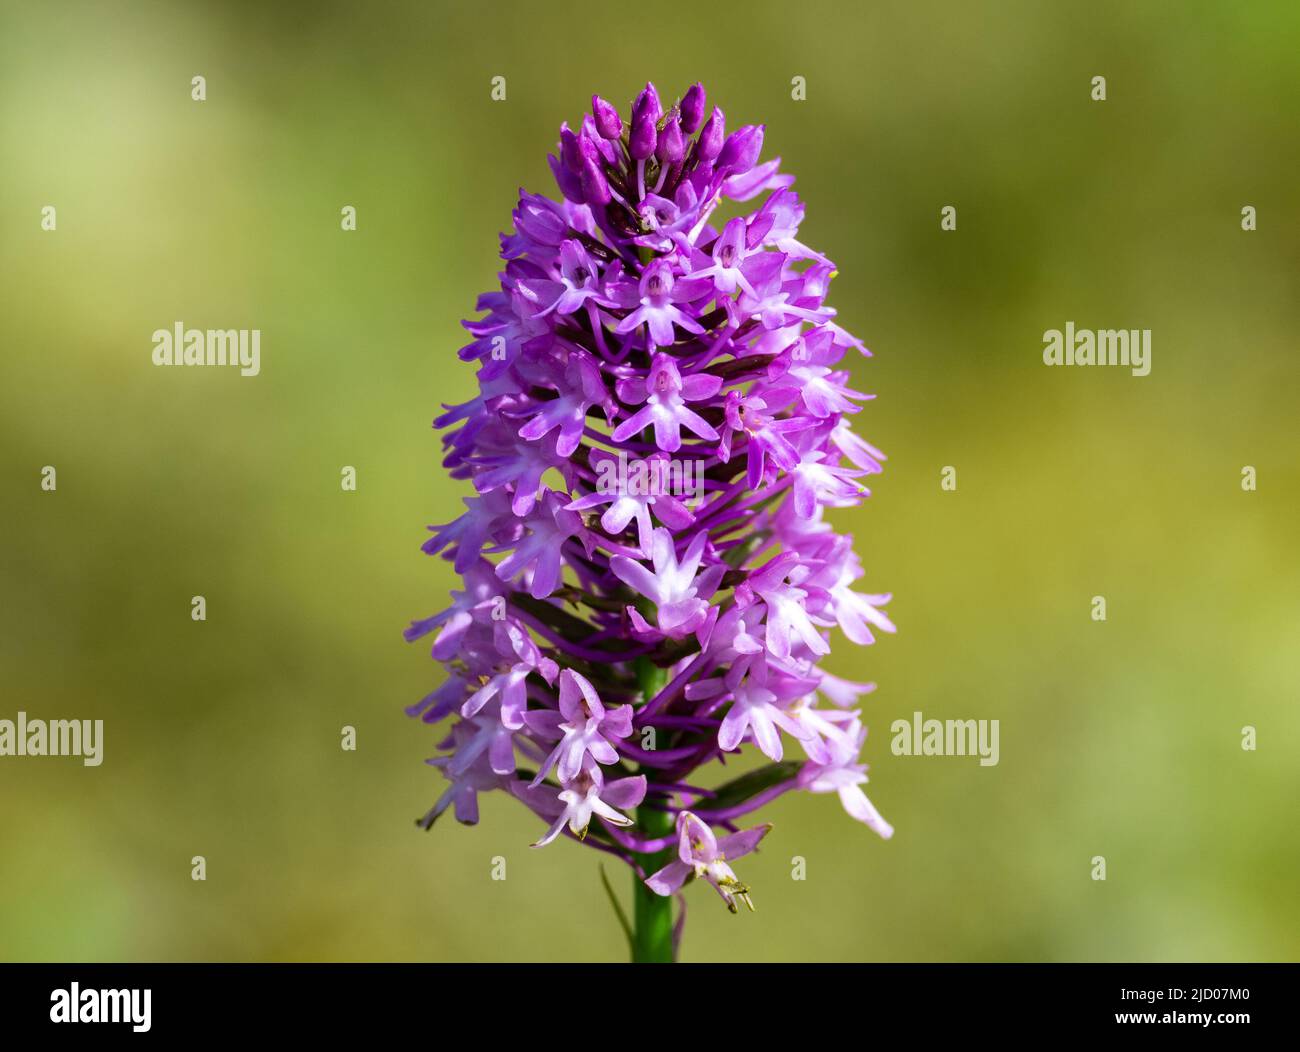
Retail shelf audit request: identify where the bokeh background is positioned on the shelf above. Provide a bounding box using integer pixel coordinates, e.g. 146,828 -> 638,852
2,0 -> 1297,962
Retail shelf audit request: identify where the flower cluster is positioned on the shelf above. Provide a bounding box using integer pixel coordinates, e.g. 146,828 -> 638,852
408,82 -> 894,921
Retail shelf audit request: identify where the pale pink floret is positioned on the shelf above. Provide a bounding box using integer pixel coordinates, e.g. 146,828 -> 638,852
525,669 -> 633,786
461,622 -> 559,730
610,528 -> 723,642
516,769 -> 647,847
798,715 -> 893,840
645,811 -> 772,912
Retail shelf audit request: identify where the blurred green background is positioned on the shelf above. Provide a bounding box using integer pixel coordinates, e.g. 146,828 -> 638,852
2,0 -> 1297,962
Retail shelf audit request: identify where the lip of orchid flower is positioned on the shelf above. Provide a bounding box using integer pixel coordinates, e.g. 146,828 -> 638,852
408,82 -> 896,955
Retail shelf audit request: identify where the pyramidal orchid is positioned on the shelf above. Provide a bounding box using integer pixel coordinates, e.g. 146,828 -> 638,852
408,82 -> 895,962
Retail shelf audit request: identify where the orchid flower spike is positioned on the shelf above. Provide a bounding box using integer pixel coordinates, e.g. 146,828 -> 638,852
409,82 -> 894,957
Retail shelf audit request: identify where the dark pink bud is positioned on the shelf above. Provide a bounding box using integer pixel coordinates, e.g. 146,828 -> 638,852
591,95 -> 623,140
559,124 -> 583,173
577,136 -> 611,205
680,83 -> 706,134
656,113 -> 684,165
632,82 -> 662,125
695,107 -> 726,163
717,124 -> 763,175
629,111 -> 657,161
548,153 -> 584,203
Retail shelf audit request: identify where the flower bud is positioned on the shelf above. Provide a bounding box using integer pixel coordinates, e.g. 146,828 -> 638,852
548,153 -> 584,203
629,111 -> 657,161
656,113 -> 685,165
717,124 -> 763,175
695,107 -> 726,163
680,83 -> 706,134
559,124 -> 583,173
591,95 -> 623,140
577,136 -> 611,205
632,82 -> 662,125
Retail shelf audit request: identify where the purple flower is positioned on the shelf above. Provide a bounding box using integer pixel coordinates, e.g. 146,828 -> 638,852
611,352 -> 721,452
798,713 -> 894,839
408,83 -> 896,951
717,124 -> 764,175
461,621 -> 558,729
403,558 -> 500,660
565,448 -> 695,556
718,675 -> 812,761
686,216 -> 760,298
696,106 -> 725,163
526,669 -> 633,785
491,490 -> 585,599
645,811 -> 772,912
719,390 -> 802,488
611,529 -> 723,642
613,261 -> 708,354
517,768 -> 647,847
656,112 -> 685,166
519,240 -> 608,319
420,720 -> 511,827
740,552 -> 831,661
788,429 -> 869,518
514,349 -> 610,457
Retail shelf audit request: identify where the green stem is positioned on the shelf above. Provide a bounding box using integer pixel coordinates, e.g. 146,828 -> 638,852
631,655 -> 675,963
632,805 -> 676,962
